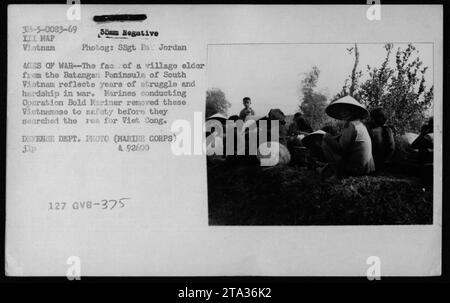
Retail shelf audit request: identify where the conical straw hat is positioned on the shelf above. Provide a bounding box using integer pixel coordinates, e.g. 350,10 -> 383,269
325,96 -> 369,120
301,130 -> 326,147
206,113 -> 228,121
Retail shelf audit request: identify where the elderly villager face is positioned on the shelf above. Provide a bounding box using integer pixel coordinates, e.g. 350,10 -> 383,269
340,109 -> 356,122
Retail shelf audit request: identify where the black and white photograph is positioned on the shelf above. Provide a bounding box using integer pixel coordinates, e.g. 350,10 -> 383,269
2,2 -> 444,280
206,43 -> 434,225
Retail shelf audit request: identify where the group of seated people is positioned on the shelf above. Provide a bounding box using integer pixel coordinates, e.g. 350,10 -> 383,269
206,96 -> 433,181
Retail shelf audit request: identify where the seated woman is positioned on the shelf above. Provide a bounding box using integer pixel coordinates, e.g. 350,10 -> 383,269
289,112 -> 313,135
411,117 -> 433,164
299,125 -> 339,168
205,113 -> 228,160
411,117 -> 433,185
287,112 -> 313,151
367,108 -> 396,170
321,96 -> 375,177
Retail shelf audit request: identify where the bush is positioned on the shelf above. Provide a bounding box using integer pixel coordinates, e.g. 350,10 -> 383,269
335,43 -> 433,135
208,164 -> 432,225
206,88 -> 231,118
299,66 -> 330,130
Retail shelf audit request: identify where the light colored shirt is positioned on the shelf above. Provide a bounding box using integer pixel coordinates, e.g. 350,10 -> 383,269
339,120 -> 375,175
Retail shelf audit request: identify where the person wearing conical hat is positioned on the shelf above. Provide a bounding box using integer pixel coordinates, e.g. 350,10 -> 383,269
205,113 -> 228,160
206,112 -> 228,122
300,126 -> 338,168
302,129 -> 327,164
321,96 -> 375,177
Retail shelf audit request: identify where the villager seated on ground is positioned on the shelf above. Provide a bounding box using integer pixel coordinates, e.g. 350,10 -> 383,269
288,112 -> 313,136
292,125 -> 338,168
226,109 -> 291,167
367,108 -> 396,170
301,129 -> 327,168
205,113 -> 228,161
267,108 -> 289,147
411,117 -> 433,164
321,96 -> 376,178
411,117 -> 433,184
207,113 -> 263,164
287,111 -> 313,152
225,115 -> 261,166
257,141 -> 291,167
224,115 -> 239,158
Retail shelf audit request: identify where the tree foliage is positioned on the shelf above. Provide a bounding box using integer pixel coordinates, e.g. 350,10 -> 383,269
299,66 -> 329,130
334,43 -> 433,134
205,88 -> 231,118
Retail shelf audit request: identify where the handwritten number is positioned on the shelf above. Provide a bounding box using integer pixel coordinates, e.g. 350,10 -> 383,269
101,199 -> 108,210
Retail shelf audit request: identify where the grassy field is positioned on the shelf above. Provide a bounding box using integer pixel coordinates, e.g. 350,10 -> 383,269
207,161 -> 433,225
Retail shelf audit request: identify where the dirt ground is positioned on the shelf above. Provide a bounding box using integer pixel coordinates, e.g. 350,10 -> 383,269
207,160 -> 433,225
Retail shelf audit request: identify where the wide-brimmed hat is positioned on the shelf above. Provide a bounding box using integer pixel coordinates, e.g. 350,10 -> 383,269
325,96 -> 369,120
301,130 -> 326,147
206,113 -> 228,122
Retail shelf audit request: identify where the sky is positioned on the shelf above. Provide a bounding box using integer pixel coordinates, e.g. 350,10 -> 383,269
207,43 -> 433,117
